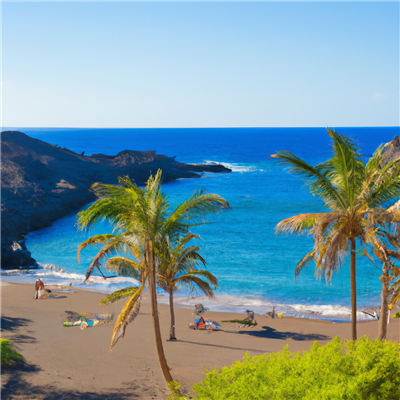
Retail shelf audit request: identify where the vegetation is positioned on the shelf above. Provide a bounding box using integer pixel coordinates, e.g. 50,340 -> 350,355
393,311 -> 400,318
157,233 -> 218,341
221,319 -> 257,325
1,339 -> 24,368
190,337 -> 400,400
79,232 -> 217,341
77,170 -> 229,389
373,205 -> 400,340
272,129 -> 400,340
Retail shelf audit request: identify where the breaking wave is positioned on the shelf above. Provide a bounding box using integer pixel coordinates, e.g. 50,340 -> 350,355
1,263 -> 140,294
157,293 -> 377,321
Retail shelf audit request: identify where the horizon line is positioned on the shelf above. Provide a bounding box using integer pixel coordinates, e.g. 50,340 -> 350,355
2,125 -> 399,130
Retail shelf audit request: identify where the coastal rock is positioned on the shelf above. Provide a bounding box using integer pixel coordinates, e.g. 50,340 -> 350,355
1,131 -> 231,269
382,135 -> 400,164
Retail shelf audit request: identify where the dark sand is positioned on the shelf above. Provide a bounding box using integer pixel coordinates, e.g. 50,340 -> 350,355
1,282 -> 399,399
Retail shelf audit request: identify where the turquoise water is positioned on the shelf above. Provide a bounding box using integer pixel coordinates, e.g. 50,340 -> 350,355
3,127 -> 399,319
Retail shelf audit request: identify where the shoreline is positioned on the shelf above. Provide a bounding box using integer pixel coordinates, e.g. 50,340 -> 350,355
2,282 -> 399,399
1,278 -> 382,323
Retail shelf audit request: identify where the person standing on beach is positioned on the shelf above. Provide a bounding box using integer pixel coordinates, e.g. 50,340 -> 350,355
35,278 -> 46,299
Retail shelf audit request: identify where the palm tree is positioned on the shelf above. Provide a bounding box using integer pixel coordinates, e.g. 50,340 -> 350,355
157,233 -> 218,341
77,231 -> 218,342
76,170 -> 229,387
361,200 -> 400,340
272,129 -> 400,340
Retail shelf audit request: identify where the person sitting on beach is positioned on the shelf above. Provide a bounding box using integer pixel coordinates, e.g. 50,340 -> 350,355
35,278 -> 47,299
197,316 -> 206,329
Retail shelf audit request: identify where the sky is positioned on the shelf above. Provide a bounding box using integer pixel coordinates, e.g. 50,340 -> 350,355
1,1 -> 399,128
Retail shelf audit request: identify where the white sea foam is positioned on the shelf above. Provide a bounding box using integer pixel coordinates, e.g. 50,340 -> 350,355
205,160 -> 264,173
1,264 -> 140,293
158,293 -> 377,321
1,267 -> 376,321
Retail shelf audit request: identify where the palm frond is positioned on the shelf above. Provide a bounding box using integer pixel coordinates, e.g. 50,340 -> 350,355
271,149 -> 347,211
83,235 -> 134,282
100,286 -> 139,306
110,284 -> 144,351
176,270 -> 218,289
77,234 -> 116,263
176,274 -> 215,297
367,163 -> 400,208
276,214 -> 323,235
164,190 -> 230,236
104,256 -> 142,280
325,128 -> 365,207
295,251 -> 315,280
360,245 -> 379,268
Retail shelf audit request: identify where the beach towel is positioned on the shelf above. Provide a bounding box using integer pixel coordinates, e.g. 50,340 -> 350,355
63,311 -> 112,328
189,318 -> 221,331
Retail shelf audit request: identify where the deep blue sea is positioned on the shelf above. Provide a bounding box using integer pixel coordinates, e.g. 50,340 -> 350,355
2,127 -> 399,320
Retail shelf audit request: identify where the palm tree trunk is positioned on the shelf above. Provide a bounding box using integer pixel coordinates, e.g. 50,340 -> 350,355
378,248 -> 391,341
169,289 -> 176,340
378,268 -> 390,341
350,237 -> 357,341
146,241 -> 174,384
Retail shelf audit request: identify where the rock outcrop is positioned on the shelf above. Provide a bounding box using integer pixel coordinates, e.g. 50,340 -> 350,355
1,131 -> 231,269
382,135 -> 400,164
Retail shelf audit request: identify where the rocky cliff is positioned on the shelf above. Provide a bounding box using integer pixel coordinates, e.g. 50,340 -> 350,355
1,131 -> 231,269
383,135 -> 400,164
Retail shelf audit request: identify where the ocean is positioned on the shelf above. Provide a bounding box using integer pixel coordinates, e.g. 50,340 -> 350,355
2,127 -> 399,321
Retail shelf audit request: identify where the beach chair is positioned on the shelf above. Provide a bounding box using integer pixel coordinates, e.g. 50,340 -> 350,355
193,304 -> 208,316
265,307 -> 276,318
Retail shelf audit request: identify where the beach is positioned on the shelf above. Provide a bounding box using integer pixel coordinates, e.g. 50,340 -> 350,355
2,282 -> 399,399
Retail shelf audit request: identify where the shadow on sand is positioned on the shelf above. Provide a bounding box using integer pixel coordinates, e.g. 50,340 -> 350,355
235,326 -> 330,341
1,315 -> 32,332
1,369 -> 160,399
175,339 -> 269,353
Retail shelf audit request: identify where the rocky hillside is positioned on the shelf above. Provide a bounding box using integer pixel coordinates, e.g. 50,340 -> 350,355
383,135 -> 400,164
1,131 -> 230,269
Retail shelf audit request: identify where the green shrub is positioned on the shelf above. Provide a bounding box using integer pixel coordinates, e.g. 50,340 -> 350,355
192,337 -> 400,399
1,339 -> 24,368
393,311 -> 400,318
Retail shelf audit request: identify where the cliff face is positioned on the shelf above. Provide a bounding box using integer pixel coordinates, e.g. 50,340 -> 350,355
1,131 -> 230,269
383,135 -> 400,164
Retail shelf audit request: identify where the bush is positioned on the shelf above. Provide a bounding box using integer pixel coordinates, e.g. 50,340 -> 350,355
192,337 -> 400,399
1,339 -> 24,368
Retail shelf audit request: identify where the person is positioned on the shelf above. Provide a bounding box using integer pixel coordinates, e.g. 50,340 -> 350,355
35,278 -> 46,299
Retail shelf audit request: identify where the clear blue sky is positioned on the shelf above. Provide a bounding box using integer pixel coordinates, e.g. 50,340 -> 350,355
2,1 -> 399,128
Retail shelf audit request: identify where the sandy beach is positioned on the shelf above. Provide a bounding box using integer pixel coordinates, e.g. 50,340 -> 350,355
1,282 -> 399,399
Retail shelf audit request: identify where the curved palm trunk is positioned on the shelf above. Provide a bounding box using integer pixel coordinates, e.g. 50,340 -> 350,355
146,241 -> 174,384
169,289 -> 176,341
378,249 -> 391,341
350,238 -> 357,341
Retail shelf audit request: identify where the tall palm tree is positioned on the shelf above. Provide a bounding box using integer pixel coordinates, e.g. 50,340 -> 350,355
157,233 -> 218,341
76,170 -> 229,387
272,129 -> 400,340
